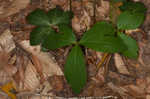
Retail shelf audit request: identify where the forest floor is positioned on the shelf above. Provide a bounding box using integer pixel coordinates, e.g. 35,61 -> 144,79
0,0 -> 150,99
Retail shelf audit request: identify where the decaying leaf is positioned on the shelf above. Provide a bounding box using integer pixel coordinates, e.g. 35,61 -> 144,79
0,29 -> 15,53
23,61 -> 40,91
107,82 -> 128,97
13,40 -> 63,93
0,51 -> 17,79
51,0 -> 69,11
31,54 -> 45,83
72,10 -> 91,33
0,0 -> 30,19
114,54 -> 130,75
0,70 -> 12,85
96,0 -> 110,21
125,84 -> 145,97
48,75 -> 64,92
20,40 -> 63,77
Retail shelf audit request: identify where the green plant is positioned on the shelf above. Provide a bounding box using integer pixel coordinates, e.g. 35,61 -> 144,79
26,1 -> 146,94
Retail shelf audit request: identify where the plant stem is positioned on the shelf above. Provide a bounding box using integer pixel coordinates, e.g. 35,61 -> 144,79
70,0 -> 72,11
93,0 -> 97,24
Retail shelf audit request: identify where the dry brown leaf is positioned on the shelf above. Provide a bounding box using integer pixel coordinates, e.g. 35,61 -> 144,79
19,40 -> 63,78
51,0 -> 66,6
96,0 -> 110,21
107,82 -> 128,97
125,84 -> 146,97
72,16 -> 81,33
11,40 -> 64,98
0,0 -> 30,19
23,61 -> 40,91
51,0 -> 69,11
0,51 -> 17,77
72,10 -> 91,34
31,54 -> 45,83
114,54 -> 130,75
83,0 -> 94,17
146,95 -> 150,99
48,75 -> 64,92
0,29 -> 15,53
0,70 -> 12,85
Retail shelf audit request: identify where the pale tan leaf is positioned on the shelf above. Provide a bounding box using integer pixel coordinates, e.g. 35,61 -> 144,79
31,54 -> 45,83
96,0 -> 110,21
19,40 -> 63,79
114,54 -> 130,75
23,61 -> 40,91
146,95 -> 150,99
0,51 -> 17,77
0,29 -> 15,53
107,82 -> 128,96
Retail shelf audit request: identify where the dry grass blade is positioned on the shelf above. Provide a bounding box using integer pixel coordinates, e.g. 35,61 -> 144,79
96,53 -> 109,70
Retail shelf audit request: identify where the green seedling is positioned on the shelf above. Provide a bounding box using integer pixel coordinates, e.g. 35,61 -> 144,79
26,1 -> 146,94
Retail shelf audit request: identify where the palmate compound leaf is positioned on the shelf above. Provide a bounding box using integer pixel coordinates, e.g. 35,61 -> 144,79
47,7 -> 73,26
27,7 -> 73,26
117,11 -> 145,30
26,9 -> 51,26
30,26 -> 55,45
119,33 -> 138,59
64,45 -> 87,94
79,21 -> 127,53
42,25 -> 76,50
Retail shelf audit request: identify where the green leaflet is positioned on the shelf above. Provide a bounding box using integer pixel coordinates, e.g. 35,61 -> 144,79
30,26 -> 55,45
79,21 -> 127,53
117,1 -> 146,30
47,7 -> 73,26
64,45 -> 87,94
27,7 -> 73,27
119,33 -> 138,59
27,8 -> 74,48
117,11 -> 145,30
26,9 -> 51,26
120,1 -> 147,13
42,25 -> 76,50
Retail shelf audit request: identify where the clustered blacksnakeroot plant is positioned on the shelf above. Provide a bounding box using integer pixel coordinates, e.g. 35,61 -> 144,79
26,0 -> 147,94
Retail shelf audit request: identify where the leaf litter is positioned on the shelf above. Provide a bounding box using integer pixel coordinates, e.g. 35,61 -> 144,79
0,0 -> 150,99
